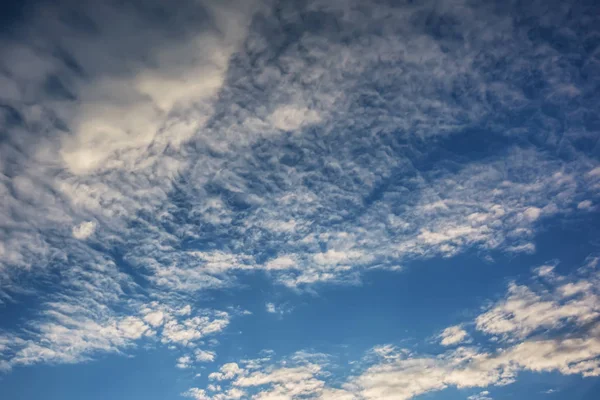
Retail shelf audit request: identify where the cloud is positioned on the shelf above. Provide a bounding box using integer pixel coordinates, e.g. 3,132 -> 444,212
1,0 -> 600,388
183,388 -> 212,400
204,353 -> 346,400
209,363 -> 245,381
7,0 -> 595,296
176,348 -> 217,368
2,308 -> 152,368
265,303 -> 277,314
475,278 -> 600,341
0,2 -> 265,367
143,311 -> 166,328
2,0 -> 599,298
468,391 -> 493,400
578,200 -> 593,210
439,325 -> 469,346
370,345 -> 404,361
0,301 -> 231,371
183,387 -> 246,400
350,260 -> 600,398
160,312 -> 230,346
191,258 -> 600,399
523,207 -> 542,222
268,105 -> 322,131
177,355 -> 194,369
52,0 -> 259,176
264,256 -> 297,271
265,302 -> 292,316
0,0 -> 261,292
195,349 -> 217,363
71,221 -> 97,240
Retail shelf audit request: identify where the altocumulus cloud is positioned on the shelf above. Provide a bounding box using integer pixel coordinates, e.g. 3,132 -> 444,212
189,257 -> 600,399
0,0 -> 599,399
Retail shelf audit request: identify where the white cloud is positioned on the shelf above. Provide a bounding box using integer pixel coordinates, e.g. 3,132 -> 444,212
4,308 -> 152,368
534,264 -> 556,277
313,249 -> 372,266
178,351 -> 220,372
371,345 -> 402,360
177,355 -> 193,369
1,1 -> 600,390
523,207 -> 542,221
0,0 -> 264,366
350,332 -> 600,399
475,280 -> 600,340
198,332 -> 600,400
195,349 -> 217,363
209,363 -> 245,381
439,325 -> 469,346
118,316 -> 151,339
264,255 -> 297,271
349,263 -> 600,398
265,302 -> 292,316
268,105 -> 322,131
231,362 -> 340,400
504,243 -> 536,254
193,259 -> 600,400
265,303 -> 277,314
588,167 -> 600,177
143,311 -> 166,328
578,200 -> 593,210
182,388 -> 212,400
72,221 -> 97,240
183,387 -> 246,400
161,312 -> 230,346
52,1 -> 259,176
177,305 -> 193,316
0,299 -> 235,372
1,0 -> 597,307
468,391 -> 493,400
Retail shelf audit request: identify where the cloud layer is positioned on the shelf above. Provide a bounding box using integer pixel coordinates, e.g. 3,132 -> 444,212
0,0 -> 599,398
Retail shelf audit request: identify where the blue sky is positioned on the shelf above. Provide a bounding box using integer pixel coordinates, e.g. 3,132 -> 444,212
1,0 -> 600,399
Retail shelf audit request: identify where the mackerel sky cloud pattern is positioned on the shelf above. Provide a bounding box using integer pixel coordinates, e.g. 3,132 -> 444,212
1,0 -> 600,399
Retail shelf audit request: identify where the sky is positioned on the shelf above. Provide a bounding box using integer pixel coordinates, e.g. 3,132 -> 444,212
1,0 -> 600,399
